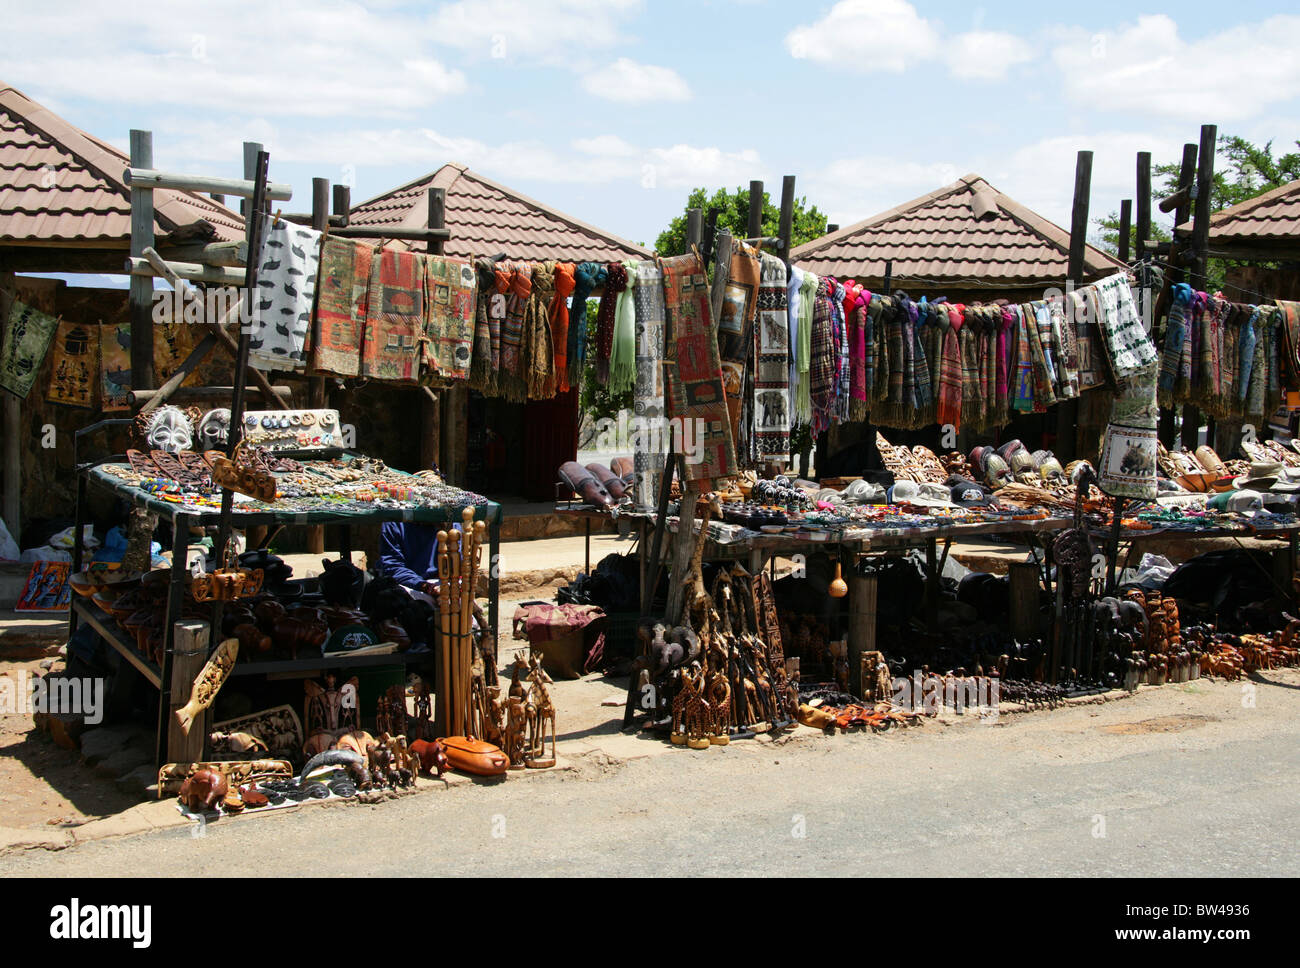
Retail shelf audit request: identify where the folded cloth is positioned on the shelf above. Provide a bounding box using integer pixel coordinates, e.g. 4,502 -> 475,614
660,251 -> 736,485
310,236 -> 372,377
361,246 -> 425,383
249,220 -> 320,371
423,254 -> 477,381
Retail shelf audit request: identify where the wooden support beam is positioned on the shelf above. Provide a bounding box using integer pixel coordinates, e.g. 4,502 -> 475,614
166,620 -> 211,764
3,389 -> 18,542
1136,152 -> 1152,260
124,167 -> 293,202
1118,199 -> 1132,264
327,225 -> 450,242
685,208 -> 702,250
332,184 -> 351,222
425,187 -> 446,475
777,175 -> 796,266
847,569 -> 877,697
1058,149 -> 1092,462
747,180 -> 764,241
129,130 -> 156,391
131,385 -> 291,405
126,256 -> 246,287
1174,141 -> 1201,451
1008,562 -> 1040,640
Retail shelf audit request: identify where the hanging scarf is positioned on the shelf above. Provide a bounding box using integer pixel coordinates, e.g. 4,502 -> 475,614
1050,297 -> 1080,401
499,261 -> 532,402
720,241 -> 761,445
469,258 -> 499,393
832,278 -> 851,424
1011,305 -> 1035,412
844,281 -> 868,421
659,251 -> 736,485
1276,299 -> 1300,388
1237,305 -> 1259,405
594,261 -> 626,386
936,302 -> 962,430
609,260 -> 638,396
810,276 -> 837,435
1023,301 -> 1056,412
868,294 -> 889,403
550,262 -> 576,392
961,306 -> 986,430
752,252 -> 790,460
796,270 -> 816,423
923,302 -> 944,419
567,261 -> 605,388
524,261 -> 557,399
1158,283 -> 1192,408
249,219 -> 319,371
632,260 -> 666,505
787,266 -> 803,411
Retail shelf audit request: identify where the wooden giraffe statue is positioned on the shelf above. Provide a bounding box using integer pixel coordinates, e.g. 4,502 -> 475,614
683,491 -> 722,639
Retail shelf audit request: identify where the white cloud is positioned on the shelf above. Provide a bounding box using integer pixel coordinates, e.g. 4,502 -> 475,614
949,31 -> 1035,80
1052,14 -> 1300,121
428,0 -> 641,65
4,1 -> 467,117
581,58 -> 691,103
786,0 -> 940,72
802,156 -> 964,228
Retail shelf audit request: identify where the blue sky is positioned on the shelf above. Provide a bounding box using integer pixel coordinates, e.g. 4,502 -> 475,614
5,0 -> 1300,270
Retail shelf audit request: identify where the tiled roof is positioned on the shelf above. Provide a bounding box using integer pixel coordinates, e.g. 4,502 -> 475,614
350,163 -> 651,262
1176,178 -> 1300,242
792,174 -> 1126,289
0,83 -> 244,245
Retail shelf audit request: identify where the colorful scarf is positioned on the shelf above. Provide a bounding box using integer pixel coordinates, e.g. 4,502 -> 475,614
961,306 -> 986,430
499,262 -> 532,402
936,302 -> 962,430
867,294 -> 889,403
752,253 -> 790,460
469,258 -> 499,393
659,252 -> 736,485
632,260 -> 667,506
845,281 -> 868,421
609,260 -> 638,397
568,261 -> 605,388
720,241 -> 760,444
1158,283 -> 1192,408
525,261 -> 557,399
1276,299 -> 1300,388
1011,305 -> 1035,413
594,261 -> 625,386
796,270 -> 816,423
1237,305 -> 1259,405
309,236 -> 371,378
551,262 -> 576,392
832,278 -> 851,423
810,276 -> 837,435
787,266 -> 803,411
1050,297 -> 1080,400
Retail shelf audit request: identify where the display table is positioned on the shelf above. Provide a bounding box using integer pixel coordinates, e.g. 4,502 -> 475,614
70,455 -> 503,767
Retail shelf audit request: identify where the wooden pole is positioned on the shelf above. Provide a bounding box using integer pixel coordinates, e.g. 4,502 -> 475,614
1058,150 -> 1092,462
701,207 -> 719,266
1136,152 -> 1152,261
686,208 -> 702,251
747,180 -> 764,241
1008,562 -> 1040,640
1175,141 -> 1203,451
1118,199 -> 1132,264
332,184 -> 351,224
303,177 -> 330,555
128,130 -> 156,392
425,188 -> 447,475
847,569 -> 877,697
778,175 -> 796,266
3,390 -> 18,543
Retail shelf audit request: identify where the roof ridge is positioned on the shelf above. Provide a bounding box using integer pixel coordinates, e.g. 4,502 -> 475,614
1176,176 -> 1300,234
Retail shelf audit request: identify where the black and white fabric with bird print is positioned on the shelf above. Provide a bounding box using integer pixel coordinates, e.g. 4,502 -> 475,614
249,220 -> 321,371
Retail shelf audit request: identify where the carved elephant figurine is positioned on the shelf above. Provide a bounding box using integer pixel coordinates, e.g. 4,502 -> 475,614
178,768 -> 229,811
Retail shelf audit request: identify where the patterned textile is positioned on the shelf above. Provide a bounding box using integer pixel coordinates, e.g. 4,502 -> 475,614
867,294 -> 889,402
1094,273 -> 1159,499
1050,297 -> 1080,400
45,319 -> 96,409
752,253 -> 790,460
1024,301 -> 1056,412
844,282 -> 868,421
154,317 -> 200,390
833,279 -> 851,423
1,298 -> 59,399
632,261 -> 667,507
1237,306 -> 1259,405
1158,283 -> 1193,408
1012,305 -> 1035,412
526,261 -> 557,399
660,252 -> 735,485
1068,287 -> 1107,391
567,262 -> 605,388
310,236 -> 371,377
609,260 -> 638,397
719,241 -> 760,444
909,297 -> 932,422
551,263 -> 576,392
360,246 -> 424,383
249,220 -> 319,371
936,304 -> 962,430
498,262 -> 531,402
99,321 -> 131,411
423,255 -> 476,381
961,307 -> 986,429
469,258 -> 500,393
594,261 -> 625,386
980,306 -> 999,427
810,276 -> 837,435
787,266 -> 803,407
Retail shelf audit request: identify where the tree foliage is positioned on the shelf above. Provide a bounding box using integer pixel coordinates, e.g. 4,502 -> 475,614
654,185 -> 828,257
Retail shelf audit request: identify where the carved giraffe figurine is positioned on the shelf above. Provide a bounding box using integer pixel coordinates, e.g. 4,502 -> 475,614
681,662 -> 713,750
683,491 -> 722,639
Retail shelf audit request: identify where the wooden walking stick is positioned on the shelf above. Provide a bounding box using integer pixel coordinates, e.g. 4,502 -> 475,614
448,528 -> 464,736
436,530 -> 452,735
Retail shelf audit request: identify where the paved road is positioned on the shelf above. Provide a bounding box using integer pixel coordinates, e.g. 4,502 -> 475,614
4,669 -> 1298,877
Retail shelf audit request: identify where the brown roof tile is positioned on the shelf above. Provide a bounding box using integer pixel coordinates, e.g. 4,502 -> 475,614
1176,178 -> 1300,242
791,173 -> 1126,290
349,163 -> 651,263
0,82 -> 244,246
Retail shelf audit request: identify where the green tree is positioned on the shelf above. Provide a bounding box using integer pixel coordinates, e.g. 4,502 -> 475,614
654,185 -> 828,257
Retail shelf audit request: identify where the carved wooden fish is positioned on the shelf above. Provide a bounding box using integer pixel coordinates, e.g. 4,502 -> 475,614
174,637 -> 239,735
